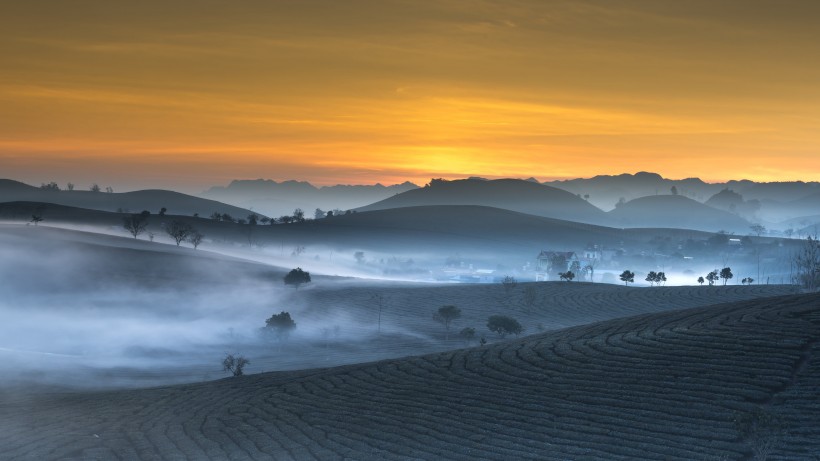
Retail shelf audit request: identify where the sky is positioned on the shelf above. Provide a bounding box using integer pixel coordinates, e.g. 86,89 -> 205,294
1,0 -> 819,192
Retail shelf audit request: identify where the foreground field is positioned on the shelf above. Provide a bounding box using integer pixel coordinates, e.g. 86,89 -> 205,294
2,293 -> 817,460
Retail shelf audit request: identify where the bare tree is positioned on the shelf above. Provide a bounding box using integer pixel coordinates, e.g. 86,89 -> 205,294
123,214 -> 148,239
222,354 -> 250,377
165,220 -> 194,246
188,231 -> 204,249
30,214 -> 43,226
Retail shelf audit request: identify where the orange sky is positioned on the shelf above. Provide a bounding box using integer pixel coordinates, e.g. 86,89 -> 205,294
1,1 -> 819,191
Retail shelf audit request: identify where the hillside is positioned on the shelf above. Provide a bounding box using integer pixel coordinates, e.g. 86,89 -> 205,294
0,179 -> 255,218
356,178 -> 612,226
609,194 -> 752,233
2,292 -> 817,460
201,179 -> 419,218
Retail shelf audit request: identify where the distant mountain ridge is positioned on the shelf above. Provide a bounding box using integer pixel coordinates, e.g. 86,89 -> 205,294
609,194 -> 752,233
201,179 -> 419,218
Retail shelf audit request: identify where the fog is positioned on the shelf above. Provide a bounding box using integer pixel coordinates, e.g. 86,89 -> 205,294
0,229 -> 447,390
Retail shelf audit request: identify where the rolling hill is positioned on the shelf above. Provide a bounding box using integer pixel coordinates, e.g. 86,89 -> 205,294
356,178 -> 612,226
0,179 -> 256,218
609,194 -> 752,233
2,292 -> 817,460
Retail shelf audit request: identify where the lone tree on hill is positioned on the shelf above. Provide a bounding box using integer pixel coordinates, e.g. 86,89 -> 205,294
222,354 -> 249,377
284,267 -> 311,289
433,305 -> 462,340
720,267 -> 733,286
620,270 -> 635,286
706,270 -> 719,286
123,214 -> 148,239
501,275 -> 518,294
697,276 -> 705,286
559,271 -> 575,282
165,220 -> 194,246
30,214 -> 43,226
486,315 -> 523,338
265,311 -> 296,340
459,327 -> 476,345
187,231 -> 204,249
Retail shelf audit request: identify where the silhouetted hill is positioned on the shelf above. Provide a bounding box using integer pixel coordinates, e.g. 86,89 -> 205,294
3,292 -> 817,459
357,178 -> 611,225
201,179 -> 419,217
548,172 -> 716,210
609,194 -> 752,233
0,179 -> 255,218
548,172 -> 820,219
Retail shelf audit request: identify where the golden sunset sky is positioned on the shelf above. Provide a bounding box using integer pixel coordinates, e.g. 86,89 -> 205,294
1,0 -> 819,191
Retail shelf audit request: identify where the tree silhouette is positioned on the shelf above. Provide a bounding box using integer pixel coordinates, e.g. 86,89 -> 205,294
559,271 -> 575,282
459,327 -> 476,345
433,305 -> 462,340
793,235 -> 819,291
620,270 -> 635,286
30,214 -> 43,226
706,270 -> 719,286
501,275 -> 518,294
720,267 -> 733,286
646,271 -> 658,286
284,267 -> 311,289
123,214 -> 148,239
265,311 -> 296,340
697,276 -> 705,286
187,231 -> 204,249
486,315 -> 523,338
165,220 -> 193,246
222,354 -> 249,377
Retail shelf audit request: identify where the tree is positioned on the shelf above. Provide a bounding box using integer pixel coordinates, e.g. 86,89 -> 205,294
247,214 -> 258,225
486,315 -> 523,338
284,267 -> 311,289
720,267 -> 733,286
123,214 -> 148,239
459,327 -> 476,345
657,272 -> 667,286
620,270 -> 635,286
501,275 -> 518,294
354,251 -> 365,264
40,182 -> 60,191
794,235 -> 820,291
90,184 -> 101,192
188,231 -> 204,249
697,276 -> 705,286
671,186 -> 678,195
30,214 -> 43,226
265,311 -> 296,340
706,270 -> 719,286
159,207 -> 167,216
645,271 -> 658,286
433,305 -> 462,340
750,224 -> 766,237
371,293 -> 388,335
210,212 -> 222,221
66,182 -> 74,191
105,186 -> 113,193
222,354 -> 249,377
292,208 -> 305,223
558,271 -> 575,282
165,220 -> 194,246
314,208 -> 325,220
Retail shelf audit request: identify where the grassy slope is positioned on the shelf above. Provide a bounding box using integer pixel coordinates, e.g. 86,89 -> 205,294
1,292 -> 817,460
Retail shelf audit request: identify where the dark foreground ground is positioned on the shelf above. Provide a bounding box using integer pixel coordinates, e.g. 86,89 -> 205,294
1,292 -> 818,460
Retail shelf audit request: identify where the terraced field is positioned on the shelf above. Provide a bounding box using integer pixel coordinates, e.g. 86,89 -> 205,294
2,292 -> 817,460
